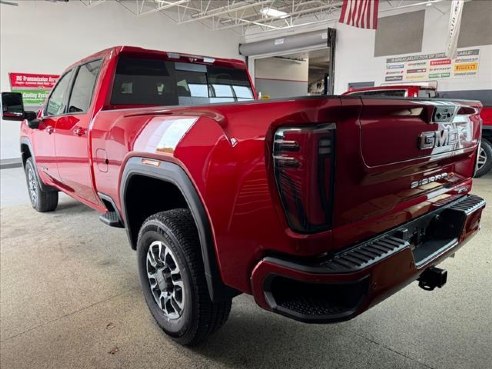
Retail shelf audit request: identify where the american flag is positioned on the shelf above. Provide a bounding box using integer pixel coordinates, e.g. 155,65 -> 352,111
339,0 -> 380,29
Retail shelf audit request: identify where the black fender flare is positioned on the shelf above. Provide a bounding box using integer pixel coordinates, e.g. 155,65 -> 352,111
482,126 -> 492,141
120,157 -> 233,302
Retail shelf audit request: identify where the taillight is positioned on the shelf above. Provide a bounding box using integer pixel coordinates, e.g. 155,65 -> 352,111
273,124 -> 336,233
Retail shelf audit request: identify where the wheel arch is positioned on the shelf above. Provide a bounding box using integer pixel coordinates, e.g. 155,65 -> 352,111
20,137 -> 33,167
120,156 -> 234,302
481,126 -> 492,142
20,137 -> 56,192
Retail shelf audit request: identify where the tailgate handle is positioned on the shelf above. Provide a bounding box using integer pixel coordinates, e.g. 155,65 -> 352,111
433,106 -> 456,123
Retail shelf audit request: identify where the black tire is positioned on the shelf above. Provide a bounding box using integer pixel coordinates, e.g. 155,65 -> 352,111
24,157 -> 58,212
475,139 -> 492,178
137,209 -> 231,346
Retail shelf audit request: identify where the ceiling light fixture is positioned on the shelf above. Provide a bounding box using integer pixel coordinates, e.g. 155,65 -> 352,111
260,8 -> 289,18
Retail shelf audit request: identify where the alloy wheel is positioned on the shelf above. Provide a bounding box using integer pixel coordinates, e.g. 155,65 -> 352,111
477,147 -> 487,170
146,240 -> 185,320
27,166 -> 38,207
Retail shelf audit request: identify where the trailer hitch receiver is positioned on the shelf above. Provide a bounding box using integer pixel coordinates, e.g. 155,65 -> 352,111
418,267 -> 448,291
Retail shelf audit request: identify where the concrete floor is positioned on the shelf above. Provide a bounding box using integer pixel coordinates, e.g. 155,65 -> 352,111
1,167 -> 491,369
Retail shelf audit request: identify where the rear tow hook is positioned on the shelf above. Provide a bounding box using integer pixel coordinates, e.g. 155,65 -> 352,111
418,267 -> 448,291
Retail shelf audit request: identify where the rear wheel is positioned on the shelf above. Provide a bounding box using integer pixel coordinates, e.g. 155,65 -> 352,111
24,157 -> 58,212
475,139 -> 492,177
137,209 -> 231,346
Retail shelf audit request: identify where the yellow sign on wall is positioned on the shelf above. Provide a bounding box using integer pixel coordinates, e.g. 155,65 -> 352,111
454,62 -> 479,72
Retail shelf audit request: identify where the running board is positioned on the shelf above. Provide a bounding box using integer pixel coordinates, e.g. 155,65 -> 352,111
98,192 -> 125,228
99,211 -> 124,228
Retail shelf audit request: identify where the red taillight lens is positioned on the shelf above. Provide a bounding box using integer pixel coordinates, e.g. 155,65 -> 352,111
273,124 -> 335,233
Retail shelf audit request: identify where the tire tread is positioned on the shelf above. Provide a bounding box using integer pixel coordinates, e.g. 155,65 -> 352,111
475,139 -> 492,178
138,209 -> 231,346
25,157 -> 58,212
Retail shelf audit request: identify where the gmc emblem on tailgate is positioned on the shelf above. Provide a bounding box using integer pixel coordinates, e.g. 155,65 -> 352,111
419,128 -> 458,150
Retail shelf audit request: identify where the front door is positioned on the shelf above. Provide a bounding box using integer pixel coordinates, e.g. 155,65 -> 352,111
32,69 -> 74,183
55,59 -> 103,206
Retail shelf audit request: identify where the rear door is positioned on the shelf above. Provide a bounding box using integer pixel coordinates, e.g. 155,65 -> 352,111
55,59 -> 103,206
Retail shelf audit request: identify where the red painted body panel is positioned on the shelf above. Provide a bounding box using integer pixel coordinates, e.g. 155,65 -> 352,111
20,47 -> 484,316
77,95 -> 484,294
343,84 -> 492,127
481,106 -> 492,127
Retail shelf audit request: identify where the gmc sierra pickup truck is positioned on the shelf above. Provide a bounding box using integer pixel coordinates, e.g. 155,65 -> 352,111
1,46 -> 486,346
343,84 -> 492,177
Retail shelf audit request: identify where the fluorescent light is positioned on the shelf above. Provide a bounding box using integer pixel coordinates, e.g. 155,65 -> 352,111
260,8 -> 289,18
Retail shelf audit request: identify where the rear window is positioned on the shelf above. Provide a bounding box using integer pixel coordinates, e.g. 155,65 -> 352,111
348,89 -> 407,97
111,55 -> 254,106
417,89 -> 438,98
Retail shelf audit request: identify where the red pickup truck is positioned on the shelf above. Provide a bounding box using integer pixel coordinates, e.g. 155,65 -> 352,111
1,46 -> 486,346
343,84 -> 492,177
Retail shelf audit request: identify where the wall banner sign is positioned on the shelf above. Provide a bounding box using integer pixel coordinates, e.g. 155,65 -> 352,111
9,72 -> 59,106
384,49 -> 480,83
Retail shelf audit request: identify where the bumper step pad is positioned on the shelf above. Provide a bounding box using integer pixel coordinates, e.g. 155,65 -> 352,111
319,236 -> 409,273
448,194 -> 486,215
319,194 -> 485,273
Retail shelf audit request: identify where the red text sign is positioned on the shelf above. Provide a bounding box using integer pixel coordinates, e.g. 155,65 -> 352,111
9,73 -> 59,89
430,59 -> 452,66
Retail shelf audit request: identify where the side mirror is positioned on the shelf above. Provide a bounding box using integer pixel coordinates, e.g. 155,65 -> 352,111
2,92 -> 26,121
1,92 -> 38,125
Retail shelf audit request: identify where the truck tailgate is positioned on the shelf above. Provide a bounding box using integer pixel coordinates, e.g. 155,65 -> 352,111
359,99 -> 480,166
332,97 -> 482,244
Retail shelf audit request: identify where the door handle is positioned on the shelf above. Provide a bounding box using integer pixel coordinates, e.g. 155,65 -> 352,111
73,126 -> 86,136
46,125 -> 54,135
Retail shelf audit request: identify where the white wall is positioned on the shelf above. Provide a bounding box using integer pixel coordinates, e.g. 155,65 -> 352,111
0,0 -> 242,160
242,1 -> 492,95
255,57 -> 309,81
255,57 -> 309,98
334,2 -> 492,94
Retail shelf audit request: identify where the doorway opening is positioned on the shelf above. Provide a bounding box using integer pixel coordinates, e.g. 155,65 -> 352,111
253,48 -> 331,99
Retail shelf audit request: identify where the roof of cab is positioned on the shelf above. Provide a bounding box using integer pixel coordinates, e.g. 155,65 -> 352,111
65,45 -> 246,71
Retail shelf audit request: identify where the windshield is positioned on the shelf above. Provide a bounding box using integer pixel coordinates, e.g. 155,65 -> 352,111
111,55 -> 254,106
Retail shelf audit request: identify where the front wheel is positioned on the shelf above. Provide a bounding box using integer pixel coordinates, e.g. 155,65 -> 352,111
137,209 -> 231,346
24,157 -> 58,212
475,139 -> 492,178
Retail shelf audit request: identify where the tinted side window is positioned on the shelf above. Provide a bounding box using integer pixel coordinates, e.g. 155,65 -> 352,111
68,60 -> 102,113
46,70 -> 74,116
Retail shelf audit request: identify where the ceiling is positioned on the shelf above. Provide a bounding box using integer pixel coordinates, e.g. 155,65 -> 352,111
0,0 -> 449,35
77,0 -> 448,35
84,0 -> 345,34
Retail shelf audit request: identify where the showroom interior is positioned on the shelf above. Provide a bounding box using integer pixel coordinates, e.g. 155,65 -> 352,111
0,0 -> 491,368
